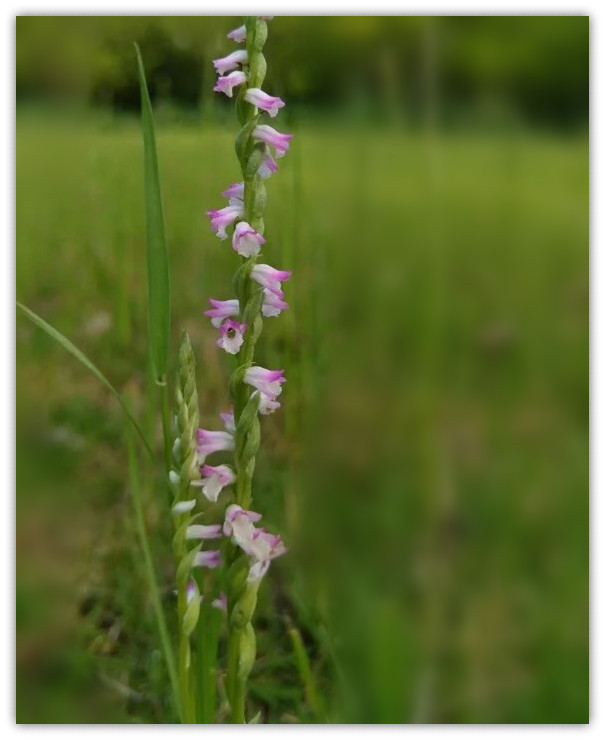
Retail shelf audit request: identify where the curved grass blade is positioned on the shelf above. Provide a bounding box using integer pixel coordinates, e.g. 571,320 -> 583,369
17,302 -> 154,460
135,43 -> 171,385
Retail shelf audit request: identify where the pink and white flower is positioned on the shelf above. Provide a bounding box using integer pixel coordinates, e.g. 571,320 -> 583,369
213,70 -> 247,98
247,531 -> 287,582
196,429 -> 234,460
232,221 -> 265,257
251,264 -> 292,296
252,124 -> 293,158
244,366 -> 285,401
220,408 -> 236,433
223,505 -> 286,583
193,550 -> 222,569
227,25 -> 246,43
256,391 -> 281,415
211,592 -> 227,613
204,298 -> 240,328
213,50 -> 248,75
222,181 -> 244,200
223,504 -> 263,538
207,202 -> 243,239
244,88 -> 285,118
186,581 -> 198,604
262,289 -> 289,317
193,464 -> 236,502
186,524 -> 223,540
216,319 -> 247,354
258,148 -> 278,179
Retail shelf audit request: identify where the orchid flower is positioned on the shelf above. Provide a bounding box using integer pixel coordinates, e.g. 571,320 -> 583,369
211,592 -> 228,613
258,148 -> 279,179
213,50 -> 248,75
243,366 -> 285,401
220,408 -> 236,433
204,298 -> 240,328
216,319 -> 247,354
222,181 -> 245,200
256,391 -> 281,415
223,505 -> 286,583
244,88 -> 285,118
214,71 -> 247,98
207,202 -> 243,239
232,221 -> 265,257
192,463 -> 236,502
261,289 -> 289,317
186,524 -> 223,540
193,550 -> 222,569
227,24 -> 246,43
196,429 -> 234,460
251,263 -> 292,296
252,124 -> 294,158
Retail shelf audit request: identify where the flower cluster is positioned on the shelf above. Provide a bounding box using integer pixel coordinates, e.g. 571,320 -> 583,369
186,408 -> 286,583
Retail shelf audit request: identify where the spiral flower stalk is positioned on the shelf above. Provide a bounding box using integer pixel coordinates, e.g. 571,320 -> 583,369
170,333 -> 208,722
203,15 -> 290,723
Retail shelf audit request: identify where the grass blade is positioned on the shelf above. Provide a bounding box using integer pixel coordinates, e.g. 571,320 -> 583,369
17,302 -> 153,460
135,43 -> 170,384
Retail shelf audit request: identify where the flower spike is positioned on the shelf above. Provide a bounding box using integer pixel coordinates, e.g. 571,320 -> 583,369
200,17 -> 289,720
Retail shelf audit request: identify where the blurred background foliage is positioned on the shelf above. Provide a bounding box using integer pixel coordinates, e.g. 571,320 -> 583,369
16,15 -> 588,724
16,15 -> 588,126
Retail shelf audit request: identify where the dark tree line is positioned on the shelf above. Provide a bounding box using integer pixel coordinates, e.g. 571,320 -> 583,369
16,16 -> 588,126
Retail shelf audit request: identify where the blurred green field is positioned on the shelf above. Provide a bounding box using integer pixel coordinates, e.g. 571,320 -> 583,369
16,115 -> 588,723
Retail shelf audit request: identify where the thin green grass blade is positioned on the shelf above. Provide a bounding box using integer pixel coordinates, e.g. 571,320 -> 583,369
135,43 -> 170,384
17,302 -> 153,460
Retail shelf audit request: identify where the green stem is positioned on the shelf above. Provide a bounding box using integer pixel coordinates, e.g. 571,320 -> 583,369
127,431 -> 180,720
197,599 -> 220,723
196,600 -> 207,721
177,583 -> 196,723
226,626 -> 246,723
232,675 -> 246,724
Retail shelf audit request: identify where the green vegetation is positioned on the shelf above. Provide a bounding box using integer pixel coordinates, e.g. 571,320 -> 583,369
16,115 -> 588,723
16,16 -> 588,126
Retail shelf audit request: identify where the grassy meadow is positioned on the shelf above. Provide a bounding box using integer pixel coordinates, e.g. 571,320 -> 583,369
16,114 -> 588,723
